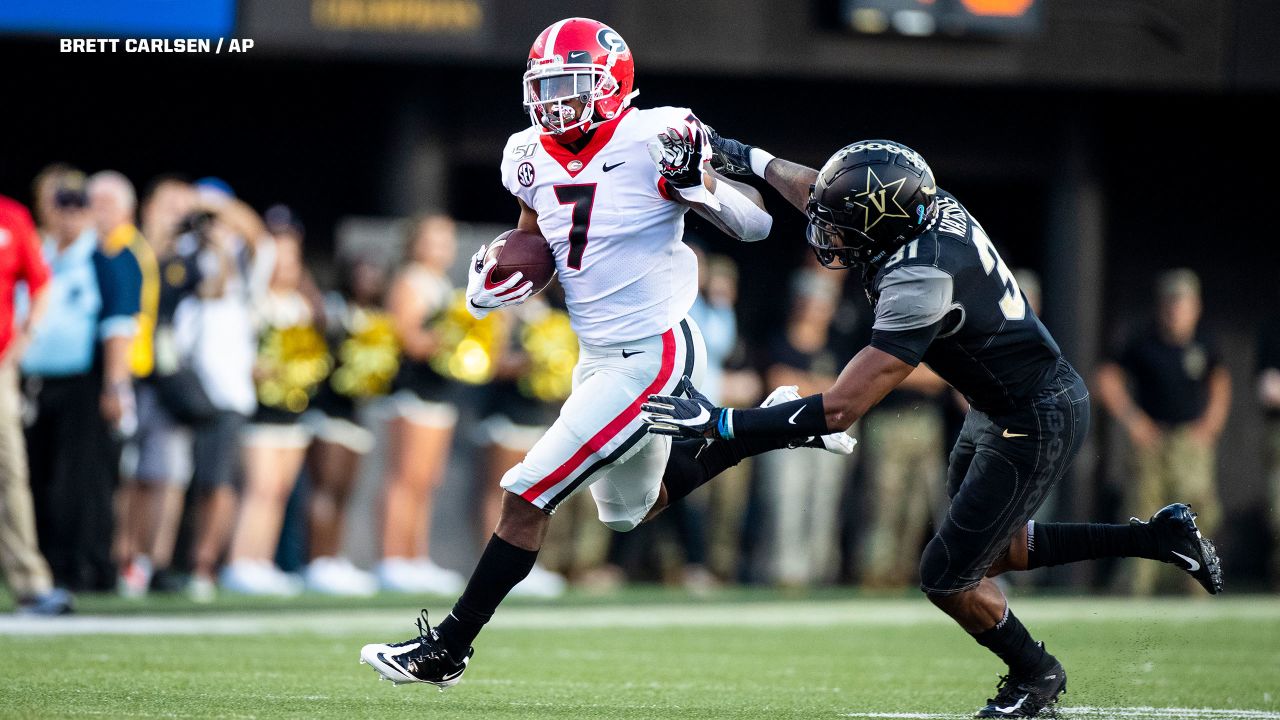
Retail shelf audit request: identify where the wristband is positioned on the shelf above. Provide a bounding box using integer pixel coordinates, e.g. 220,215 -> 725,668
749,148 -> 776,178
716,408 -> 735,439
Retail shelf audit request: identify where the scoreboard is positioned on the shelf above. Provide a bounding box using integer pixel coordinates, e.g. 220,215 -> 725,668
841,0 -> 1041,37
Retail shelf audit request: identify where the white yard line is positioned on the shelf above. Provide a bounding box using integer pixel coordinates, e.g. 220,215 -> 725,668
844,709 -> 1280,720
2,598 -> 1278,637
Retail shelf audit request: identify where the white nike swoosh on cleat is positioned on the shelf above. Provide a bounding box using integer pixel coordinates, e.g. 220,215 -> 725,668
1172,550 -> 1201,572
994,694 -> 1029,714
788,407 -> 804,425
369,651 -> 420,684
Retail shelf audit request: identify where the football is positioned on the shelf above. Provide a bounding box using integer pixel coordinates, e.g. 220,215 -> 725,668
485,228 -> 556,295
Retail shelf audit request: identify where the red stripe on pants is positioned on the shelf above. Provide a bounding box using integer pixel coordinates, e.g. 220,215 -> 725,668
520,328 -> 678,502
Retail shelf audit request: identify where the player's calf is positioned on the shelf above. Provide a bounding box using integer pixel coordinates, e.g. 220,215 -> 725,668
929,587 -> 1065,718
1022,502 -> 1223,594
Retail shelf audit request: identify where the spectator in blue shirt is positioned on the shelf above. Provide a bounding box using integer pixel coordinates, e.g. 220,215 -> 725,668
22,167 -> 141,591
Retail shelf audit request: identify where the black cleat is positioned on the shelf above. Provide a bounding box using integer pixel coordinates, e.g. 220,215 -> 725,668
1132,502 -> 1224,595
975,657 -> 1067,718
360,610 -> 472,689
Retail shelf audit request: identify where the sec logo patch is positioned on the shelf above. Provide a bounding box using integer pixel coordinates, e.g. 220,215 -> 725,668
518,161 -> 535,187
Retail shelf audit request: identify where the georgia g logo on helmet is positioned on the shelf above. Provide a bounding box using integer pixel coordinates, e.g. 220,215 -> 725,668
596,27 -> 627,53
805,140 -> 939,269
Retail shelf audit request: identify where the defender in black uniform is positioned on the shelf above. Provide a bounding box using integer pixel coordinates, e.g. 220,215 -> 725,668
644,138 -> 1224,718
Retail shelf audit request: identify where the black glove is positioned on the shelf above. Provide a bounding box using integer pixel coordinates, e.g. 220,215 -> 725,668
649,124 -> 707,190
704,124 -> 754,176
642,376 -> 725,439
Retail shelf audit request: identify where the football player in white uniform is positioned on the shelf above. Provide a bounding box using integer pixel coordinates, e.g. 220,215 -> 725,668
360,17 -> 854,688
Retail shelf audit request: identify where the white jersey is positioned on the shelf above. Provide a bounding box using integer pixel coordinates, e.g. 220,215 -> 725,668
500,106 -> 699,346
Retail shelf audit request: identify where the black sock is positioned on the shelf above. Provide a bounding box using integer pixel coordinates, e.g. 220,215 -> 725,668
435,534 -> 538,658
972,606 -> 1056,676
662,436 -> 790,504
1025,520 -> 1159,569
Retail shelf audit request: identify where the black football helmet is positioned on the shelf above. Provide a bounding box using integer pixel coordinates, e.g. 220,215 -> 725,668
806,140 -> 939,269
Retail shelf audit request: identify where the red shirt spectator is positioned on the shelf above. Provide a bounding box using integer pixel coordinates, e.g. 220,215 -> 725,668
0,194 -> 50,359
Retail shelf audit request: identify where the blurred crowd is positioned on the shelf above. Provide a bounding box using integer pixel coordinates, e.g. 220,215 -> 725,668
2,165 -> 1277,614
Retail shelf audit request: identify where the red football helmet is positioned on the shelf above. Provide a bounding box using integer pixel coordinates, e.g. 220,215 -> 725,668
523,17 -> 636,143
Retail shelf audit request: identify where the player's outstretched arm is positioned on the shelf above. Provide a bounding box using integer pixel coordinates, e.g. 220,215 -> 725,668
706,126 -> 817,214
762,159 -> 819,214
686,168 -> 769,239
819,346 -> 917,430
649,122 -> 772,242
643,346 -> 913,441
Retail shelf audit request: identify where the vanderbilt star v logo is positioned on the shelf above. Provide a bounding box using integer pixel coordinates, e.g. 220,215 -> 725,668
847,167 -> 910,234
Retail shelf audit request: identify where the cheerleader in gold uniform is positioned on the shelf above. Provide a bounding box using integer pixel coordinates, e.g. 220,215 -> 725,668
377,215 -> 465,593
302,259 -> 397,595
222,229 -> 326,596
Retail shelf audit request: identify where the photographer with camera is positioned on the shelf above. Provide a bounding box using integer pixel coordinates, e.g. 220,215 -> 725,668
169,186 -> 264,601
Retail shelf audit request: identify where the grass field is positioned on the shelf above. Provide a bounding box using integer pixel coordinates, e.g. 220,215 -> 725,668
2,590 -> 1278,719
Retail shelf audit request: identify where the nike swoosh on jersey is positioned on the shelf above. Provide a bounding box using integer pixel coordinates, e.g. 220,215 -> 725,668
1002,429 -> 1028,438
788,407 -> 804,425
603,162 -> 626,172
1171,550 -> 1201,572
622,349 -> 644,358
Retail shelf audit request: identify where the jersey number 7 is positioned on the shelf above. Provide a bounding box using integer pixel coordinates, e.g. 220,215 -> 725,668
554,184 -> 596,270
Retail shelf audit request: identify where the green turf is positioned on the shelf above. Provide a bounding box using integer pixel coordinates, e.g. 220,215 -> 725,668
3,595 -> 1278,719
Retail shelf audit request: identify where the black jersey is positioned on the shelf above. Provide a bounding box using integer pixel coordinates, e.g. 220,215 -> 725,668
865,190 -> 1062,413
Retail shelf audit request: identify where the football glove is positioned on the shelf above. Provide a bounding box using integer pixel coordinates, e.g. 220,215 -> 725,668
647,122 -> 708,191
465,244 -> 533,320
705,125 -> 754,176
642,376 -> 725,439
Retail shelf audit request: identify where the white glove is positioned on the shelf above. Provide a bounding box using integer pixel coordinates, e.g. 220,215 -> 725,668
465,245 -> 533,319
